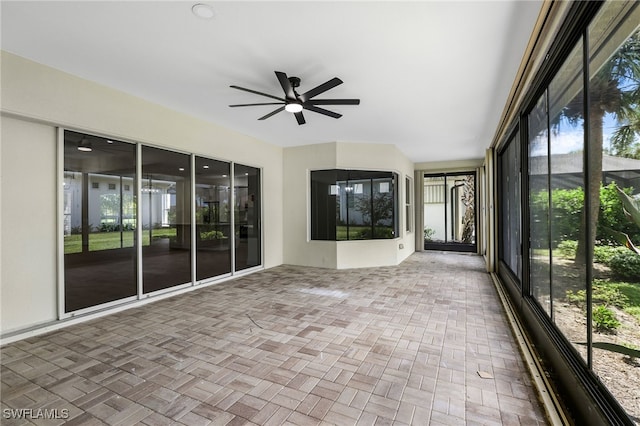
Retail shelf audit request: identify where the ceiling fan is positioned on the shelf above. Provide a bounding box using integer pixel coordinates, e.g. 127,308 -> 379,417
229,71 -> 360,125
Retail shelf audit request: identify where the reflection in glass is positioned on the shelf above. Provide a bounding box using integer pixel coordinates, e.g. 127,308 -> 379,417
141,146 -> 191,293
346,178 -> 371,240
423,176 -> 446,242
310,170 -> 398,241
310,170 -> 338,240
405,177 -> 412,233
529,93 -> 551,315
588,2 -> 640,419
548,40 -> 586,358
195,157 -> 231,280
234,164 -> 261,271
63,131 -> 137,312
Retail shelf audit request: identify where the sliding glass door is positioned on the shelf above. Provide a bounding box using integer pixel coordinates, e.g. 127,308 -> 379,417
141,146 -> 192,293
63,132 -> 263,313
195,157 -> 231,280
423,172 -> 476,252
234,164 -> 261,271
63,131 -> 137,312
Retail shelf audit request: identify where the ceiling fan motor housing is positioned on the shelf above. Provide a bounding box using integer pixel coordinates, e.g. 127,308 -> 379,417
288,76 -> 301,88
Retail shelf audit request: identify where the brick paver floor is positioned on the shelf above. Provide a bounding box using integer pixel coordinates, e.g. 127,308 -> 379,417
1,252 -> 547,425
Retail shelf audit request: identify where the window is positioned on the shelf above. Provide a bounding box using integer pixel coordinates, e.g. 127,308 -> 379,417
528,38 -> 587,346
500,1 -> 640,421
587,2 -> 640,415
63,131 -> 137,312
311,169 -> 398,241
497,130 -> 522,281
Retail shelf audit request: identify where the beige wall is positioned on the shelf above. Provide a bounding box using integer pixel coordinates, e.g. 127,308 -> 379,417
283,142 -> 415,269
1,117 -> 58,332
1,50 -> 421,337
1,51 -> 284,334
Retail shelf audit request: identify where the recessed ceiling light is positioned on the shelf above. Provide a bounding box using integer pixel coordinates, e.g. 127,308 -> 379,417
203,165 -> 209,169
192,3 -> 214,19
179,167 -> 185,171
77,137 -> 92,152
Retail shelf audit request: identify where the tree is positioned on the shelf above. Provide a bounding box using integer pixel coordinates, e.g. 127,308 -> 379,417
571,29 -> 640,263
460,175 -> 475,243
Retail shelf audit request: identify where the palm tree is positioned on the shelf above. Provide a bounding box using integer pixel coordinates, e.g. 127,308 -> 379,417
572,29 -> 640,263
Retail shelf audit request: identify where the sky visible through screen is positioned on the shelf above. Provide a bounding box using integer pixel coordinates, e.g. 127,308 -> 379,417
530,112 -> 638,157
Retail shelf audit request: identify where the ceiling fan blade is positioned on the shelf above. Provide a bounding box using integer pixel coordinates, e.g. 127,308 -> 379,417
230,85 -> 285,102
304,105 -> 342,119
294,111 -> 306,125
229,102 -> 284,107
275,71 -> 295,99
300,77 -> 343,101
258,106 -> 285,120
307,99 -> 360,105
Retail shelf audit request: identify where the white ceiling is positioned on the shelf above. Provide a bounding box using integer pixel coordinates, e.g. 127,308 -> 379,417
1,1 -> 542,163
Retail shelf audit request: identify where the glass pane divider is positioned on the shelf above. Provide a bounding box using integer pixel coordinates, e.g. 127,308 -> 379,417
230,162 -> 236,274
190,153 -> 197,286
136,143 -> 143,300
56,127 -> 66,319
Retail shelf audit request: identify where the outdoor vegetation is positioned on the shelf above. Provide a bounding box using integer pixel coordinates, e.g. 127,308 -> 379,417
64,226 -> 177,253
526,19 -> 640,420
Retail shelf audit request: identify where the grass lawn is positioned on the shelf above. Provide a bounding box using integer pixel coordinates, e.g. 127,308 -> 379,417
336,225 -> 393,240
64,228 -> 176,254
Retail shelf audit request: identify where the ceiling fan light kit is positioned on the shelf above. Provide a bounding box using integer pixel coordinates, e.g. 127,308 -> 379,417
284,102 -> 303,113
229,71 -> 360,125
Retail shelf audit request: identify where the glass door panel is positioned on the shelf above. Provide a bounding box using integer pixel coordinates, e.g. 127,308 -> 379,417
63,131 -> 137,312
141,146 -> 191,293
234,164 -> 261,271
195,157 -> 231,280
448,174 -> 475,244
424,172 -> 476,252
588,3 -> 640,417
423,176 -> 446,243
528,93 -> 551,316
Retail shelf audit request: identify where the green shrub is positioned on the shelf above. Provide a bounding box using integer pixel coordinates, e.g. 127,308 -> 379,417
531,188 -> 584,247
424,227 -> 436,241
566,289 -> 586,308
565,280 -> 630,309
556,240 -> 578,259
592,280 -> 629,308
200,230 -> 225,240
599,183 -> 640,244
593,305 -> 620,333
531,184 -> 640,247
608,251 -> 640,282
593,245 -> 628,265
99,223 -> 120,232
